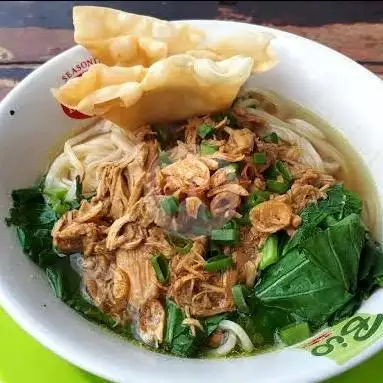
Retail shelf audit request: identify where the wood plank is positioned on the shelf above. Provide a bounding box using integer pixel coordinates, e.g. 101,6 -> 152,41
0,1 -> 382,29
0,22 -> 382,64
273,24 -> 383,62
0,1 -> 219,28
0,27 -> 73,63
363,63 -> 383,78
217,2 -> 383,26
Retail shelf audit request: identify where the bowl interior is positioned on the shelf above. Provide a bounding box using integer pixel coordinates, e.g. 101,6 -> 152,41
0,20 -> 383,383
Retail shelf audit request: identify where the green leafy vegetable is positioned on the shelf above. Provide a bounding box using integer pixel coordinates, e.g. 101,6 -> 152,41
237,300 -> 293,345
164,300 -> 201,357
6,186 -> 59,267
358,235 -> 383,294
164,300 -> 228,357
6,184 -> 134,341
255,213 -> 365,328
283,184 -> 363,255
45,258 -> 81,301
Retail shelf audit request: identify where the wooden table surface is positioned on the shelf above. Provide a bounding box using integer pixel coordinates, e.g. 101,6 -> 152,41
0,0 -> 382,100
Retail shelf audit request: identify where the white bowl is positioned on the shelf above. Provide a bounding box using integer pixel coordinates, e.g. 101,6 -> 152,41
0,20 -> 383,383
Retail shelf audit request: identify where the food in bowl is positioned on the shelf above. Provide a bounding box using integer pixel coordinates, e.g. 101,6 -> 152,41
5,6 -> 383,360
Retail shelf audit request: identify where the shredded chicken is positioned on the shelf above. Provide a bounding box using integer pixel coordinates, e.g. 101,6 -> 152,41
50,102 -> 342,344
293,166 -> 335,188
52,212 -> 107,256
116,246 -> 159,309
168,237 -> 237,317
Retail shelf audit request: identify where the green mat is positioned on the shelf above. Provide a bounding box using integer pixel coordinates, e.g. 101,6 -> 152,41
0,306 -> 381,383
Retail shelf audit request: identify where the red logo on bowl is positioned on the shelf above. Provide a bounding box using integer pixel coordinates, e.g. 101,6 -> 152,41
59,57 -> 100,119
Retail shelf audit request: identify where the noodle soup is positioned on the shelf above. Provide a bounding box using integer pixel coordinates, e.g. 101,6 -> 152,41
7,88 -> 383,358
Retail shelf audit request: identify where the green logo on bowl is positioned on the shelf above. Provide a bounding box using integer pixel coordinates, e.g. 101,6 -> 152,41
298,313 -> 383,364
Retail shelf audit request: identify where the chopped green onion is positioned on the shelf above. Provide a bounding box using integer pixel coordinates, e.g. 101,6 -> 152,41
166,234 -> 193,254
159,151 -> 172,168
276,161 -> 293,182
265,161 -> 292,182
200,142 -> 218,155
211,228 -> 239,243
262,132 -> 280,144
278,322 -> 311,346
252,152 -> 266,165
264,160 -> 292,194
232,284 -> 250,313
222,220 -> 238,230
165,299 -> 179,345
160,196 -> 179,215
260,234 -> 279,270
204,255 -> 233,273
151,253 -> 169,283
266,179 -> 290,194
198,123 -> 214,138
245,190 -> 271,210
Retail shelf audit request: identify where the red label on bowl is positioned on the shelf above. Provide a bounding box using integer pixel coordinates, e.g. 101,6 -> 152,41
59,57 -> 100,119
